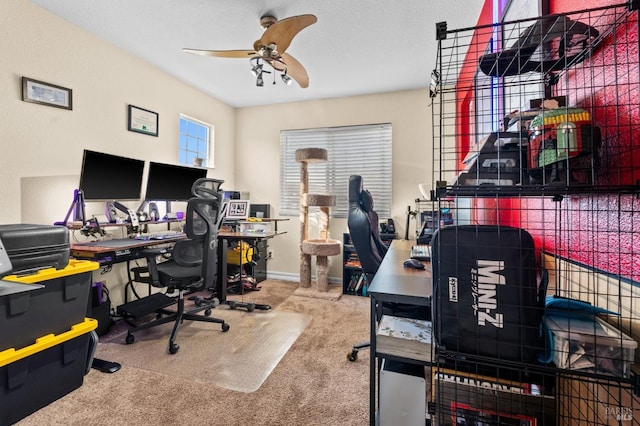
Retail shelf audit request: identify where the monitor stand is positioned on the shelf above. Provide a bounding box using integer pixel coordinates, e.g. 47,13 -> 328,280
55,189 -> 86,226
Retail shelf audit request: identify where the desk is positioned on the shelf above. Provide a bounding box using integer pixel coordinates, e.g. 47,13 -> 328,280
71,236 -> 185,306
70,236 -> 184,267
71,227 -> 287,310
215,230 -> 282,311
366,239 -> 432,426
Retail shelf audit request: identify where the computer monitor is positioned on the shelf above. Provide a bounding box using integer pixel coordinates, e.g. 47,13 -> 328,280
222,190 -> 241,201
144,161 -> 208,201
250,203 -> 271,218
78,150 -> 145,201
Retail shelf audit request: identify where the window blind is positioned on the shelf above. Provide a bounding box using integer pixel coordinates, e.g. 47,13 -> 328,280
279,123 -> 392,218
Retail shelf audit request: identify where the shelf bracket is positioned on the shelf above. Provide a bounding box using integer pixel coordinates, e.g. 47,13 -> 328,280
436,22 -> 447,40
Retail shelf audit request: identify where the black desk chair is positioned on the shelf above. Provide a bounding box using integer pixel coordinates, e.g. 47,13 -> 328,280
346,175 -> 429,362
346,175 -> 388,361
125,180 -> 230,354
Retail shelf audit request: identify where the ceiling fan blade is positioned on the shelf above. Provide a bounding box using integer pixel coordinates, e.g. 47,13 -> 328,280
260,14 -> 317,53
182,48 -> 256,58
280,53 -> 310,88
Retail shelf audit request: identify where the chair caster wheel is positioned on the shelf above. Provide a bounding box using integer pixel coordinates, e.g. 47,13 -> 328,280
347,350 -> 358,362
194,296 -> 204,307
126,333 -> 135,345
169,343 -> 180,354
228,301 -> 236,309
247,303 -> 255,312
222,323 -> 230,332
204,308 -> 212,316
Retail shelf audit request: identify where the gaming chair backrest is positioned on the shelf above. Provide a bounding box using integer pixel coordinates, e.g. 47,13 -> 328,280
347,175 -> 386,276
360,189 -> 389,258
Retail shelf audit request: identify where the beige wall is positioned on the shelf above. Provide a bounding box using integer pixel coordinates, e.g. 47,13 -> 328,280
235,91 -> 433,280
1,0 -> 236,305
1,0 -> 236,225
1,0 -> 434,304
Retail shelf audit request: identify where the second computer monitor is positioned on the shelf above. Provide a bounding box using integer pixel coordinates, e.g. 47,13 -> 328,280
145,161 -> 207,201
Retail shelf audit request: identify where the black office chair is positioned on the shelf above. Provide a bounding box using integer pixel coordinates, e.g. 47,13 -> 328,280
346,175 -> 388,361
125,179 -> 230,354
346,175 -> 430,362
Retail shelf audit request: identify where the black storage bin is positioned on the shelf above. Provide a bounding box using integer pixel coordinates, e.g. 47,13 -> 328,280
0,318 -> 97,425
0,224 -> 70,274
0,260 -> 98,351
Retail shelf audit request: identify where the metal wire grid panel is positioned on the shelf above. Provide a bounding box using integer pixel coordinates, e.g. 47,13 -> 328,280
429,3 -> 640,425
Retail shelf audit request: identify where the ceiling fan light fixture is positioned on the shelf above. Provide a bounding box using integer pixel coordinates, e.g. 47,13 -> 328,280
250,57 -> 263,76
251,63 -> 263,77
256,73 -> 264,87
281,72 -> 293,86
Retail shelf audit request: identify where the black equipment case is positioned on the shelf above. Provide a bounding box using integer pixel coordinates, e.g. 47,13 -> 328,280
431,225 -> 546,364
0,224 -> 70,275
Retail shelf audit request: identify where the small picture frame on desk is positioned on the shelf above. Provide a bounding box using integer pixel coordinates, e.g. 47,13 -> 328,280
226,200 -> 250,220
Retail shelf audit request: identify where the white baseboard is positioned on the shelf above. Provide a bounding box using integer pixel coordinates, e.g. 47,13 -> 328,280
267,271 -> 342,285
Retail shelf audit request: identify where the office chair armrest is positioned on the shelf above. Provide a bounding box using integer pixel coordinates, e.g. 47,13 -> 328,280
141,247 -> 172,286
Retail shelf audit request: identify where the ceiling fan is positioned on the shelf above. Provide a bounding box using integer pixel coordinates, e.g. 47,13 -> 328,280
183,14 -> 317,88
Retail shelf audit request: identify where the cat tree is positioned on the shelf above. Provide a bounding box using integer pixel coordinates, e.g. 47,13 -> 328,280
295,148 -> 341,299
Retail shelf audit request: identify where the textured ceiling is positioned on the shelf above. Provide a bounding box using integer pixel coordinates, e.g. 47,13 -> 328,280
27,0 -> 485,108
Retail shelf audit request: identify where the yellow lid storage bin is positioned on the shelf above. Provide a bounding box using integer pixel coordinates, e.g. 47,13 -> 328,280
0,260 -> 99,352
0,318 -> 97,425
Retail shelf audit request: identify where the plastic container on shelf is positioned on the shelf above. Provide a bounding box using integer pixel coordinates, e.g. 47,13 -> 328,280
0,318 -> 97,425
0,259 -> 99,351
544,314 -> 637,378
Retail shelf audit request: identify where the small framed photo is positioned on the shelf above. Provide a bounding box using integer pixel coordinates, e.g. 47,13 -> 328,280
22,77 -> 72,110
128,104 -> 159,137
226,200 -> 250,220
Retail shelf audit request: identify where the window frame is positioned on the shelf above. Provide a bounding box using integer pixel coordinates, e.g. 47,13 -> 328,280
179,114 -> 213,168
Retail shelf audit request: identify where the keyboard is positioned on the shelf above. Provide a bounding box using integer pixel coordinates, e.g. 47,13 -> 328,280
134,231 -> 184,241
410,244 -> 432,261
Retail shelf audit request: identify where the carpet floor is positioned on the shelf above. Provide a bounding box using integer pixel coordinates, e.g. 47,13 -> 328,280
16,280 -> 372,426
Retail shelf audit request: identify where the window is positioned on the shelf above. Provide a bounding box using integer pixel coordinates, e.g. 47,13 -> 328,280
280,123 -> 392,218
179,115 -> 213,167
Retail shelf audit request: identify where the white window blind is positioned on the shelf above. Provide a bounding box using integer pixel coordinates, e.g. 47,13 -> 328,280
280,123 -> 392,218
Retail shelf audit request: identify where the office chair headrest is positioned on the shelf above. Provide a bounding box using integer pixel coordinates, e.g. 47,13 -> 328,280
359,189 -> 374,212
192,178 -> 225,200
348,175 -> 363,206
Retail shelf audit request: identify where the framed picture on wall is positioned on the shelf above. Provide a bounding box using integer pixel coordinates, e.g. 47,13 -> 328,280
226,200 -> 250,220
128,104 -> 159,137
21,77 -> 72,110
